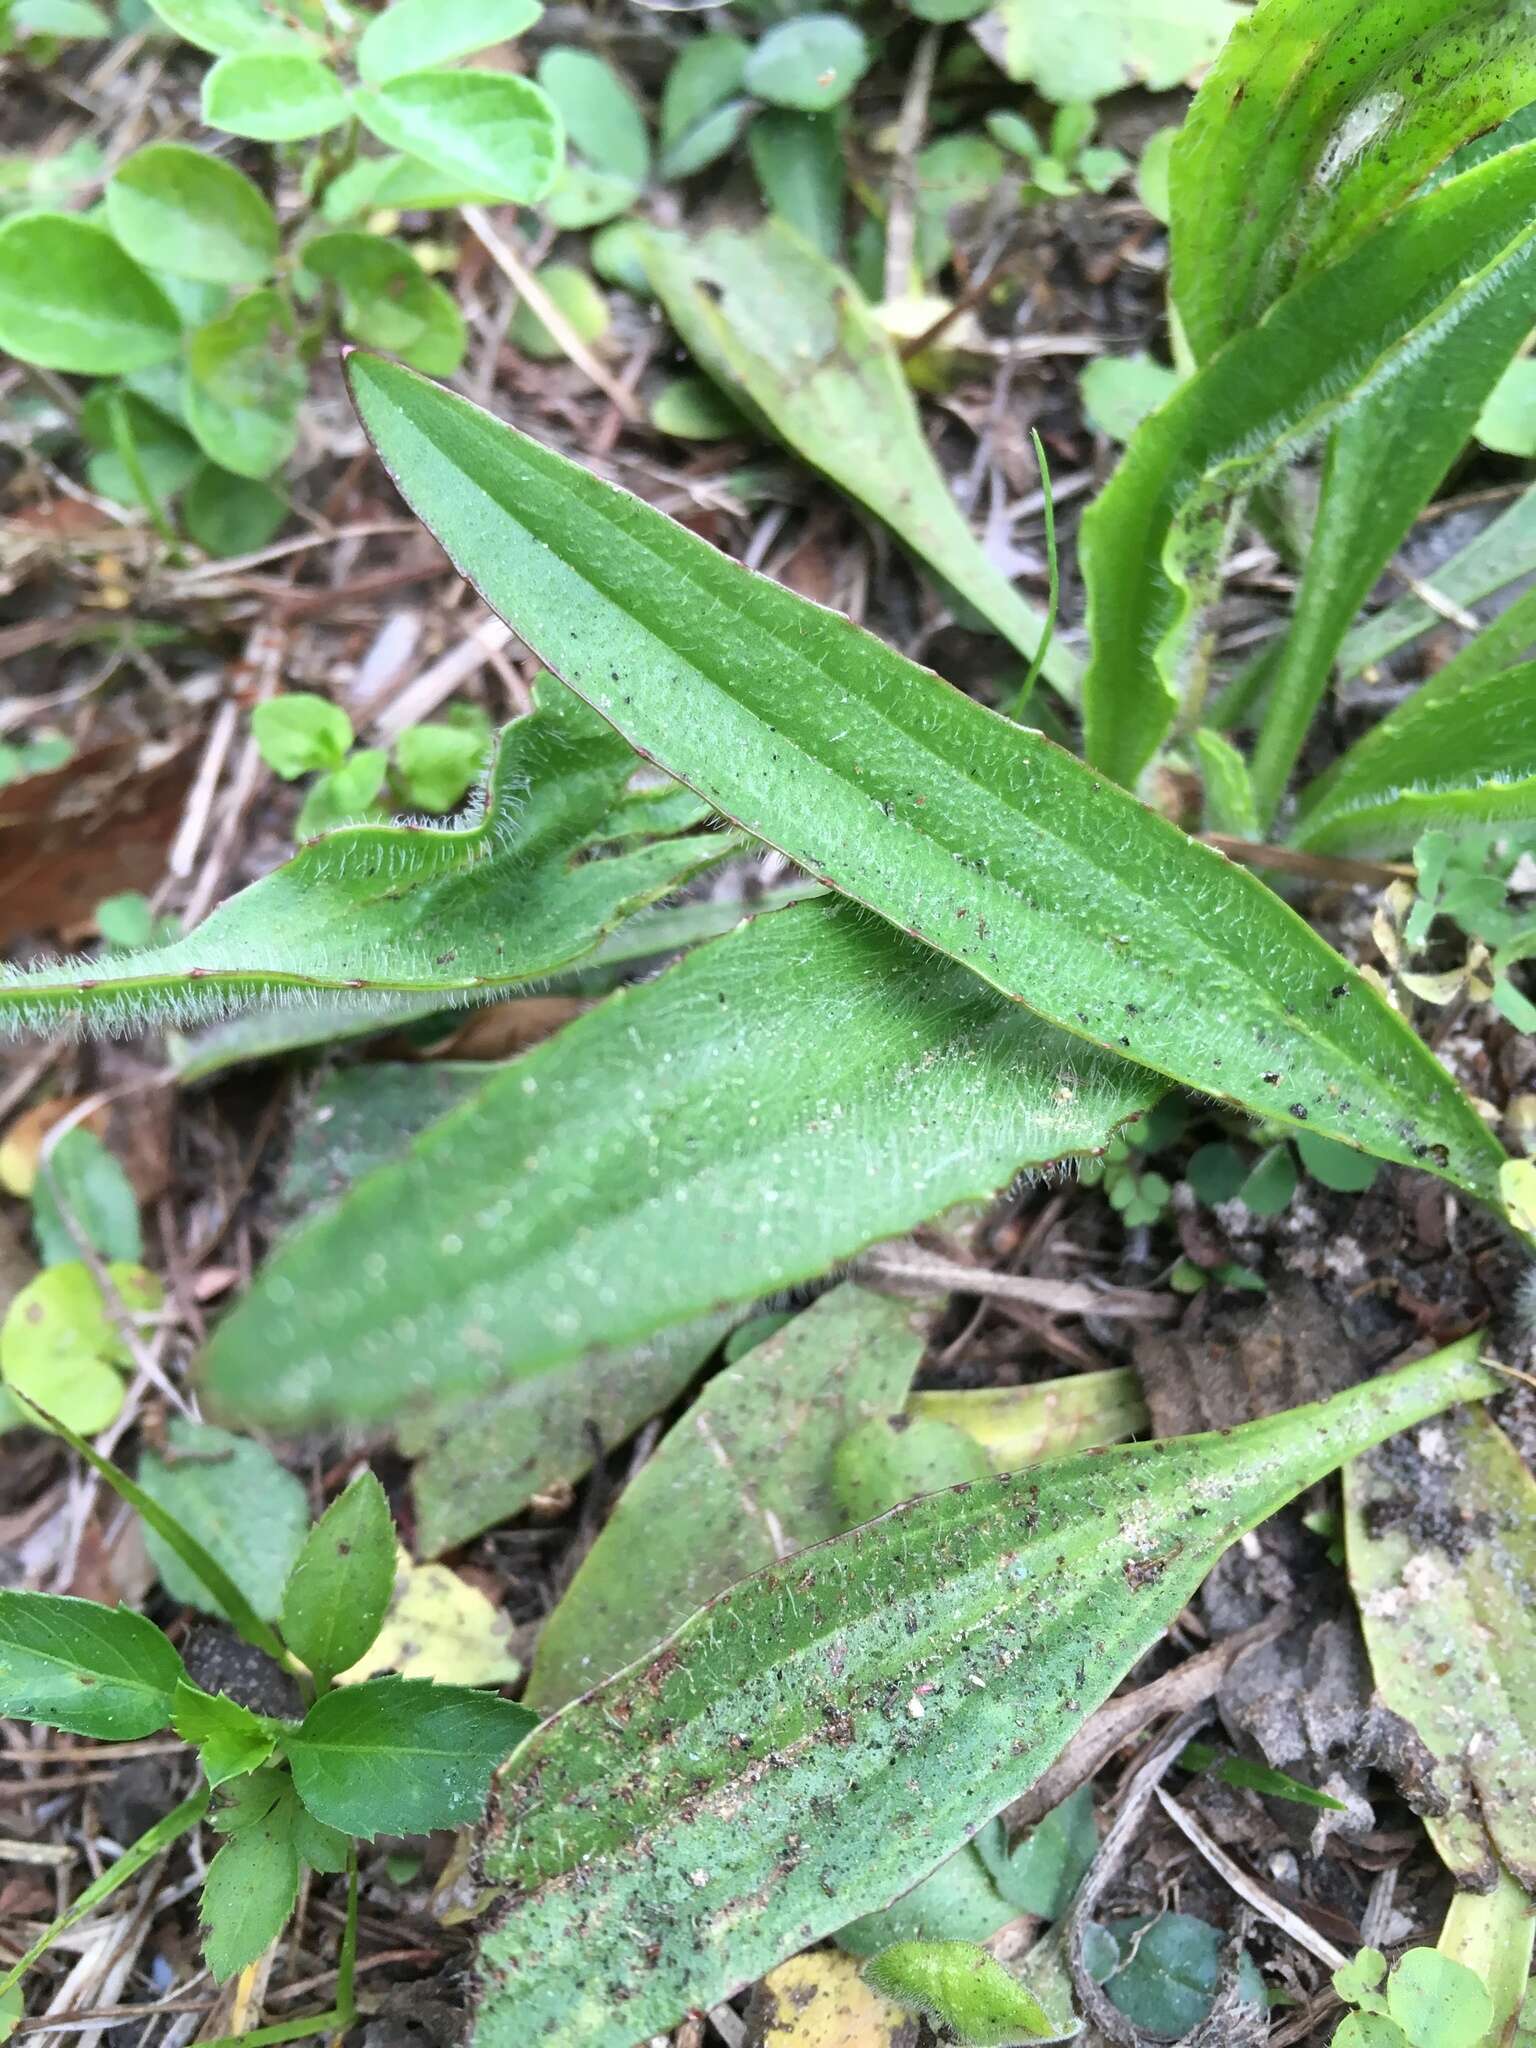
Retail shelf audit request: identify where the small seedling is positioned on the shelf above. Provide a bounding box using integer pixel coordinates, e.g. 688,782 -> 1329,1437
251,691 -> 492,831
0,1407 -> 533,2035
1331,1946 -> 1493,2048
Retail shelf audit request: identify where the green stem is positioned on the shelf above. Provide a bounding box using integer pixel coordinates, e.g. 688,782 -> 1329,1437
1006,428 -> 1060,721
23,1399 -> 298,1674
0,1786 -> 209,2001
107,390 -> 176,549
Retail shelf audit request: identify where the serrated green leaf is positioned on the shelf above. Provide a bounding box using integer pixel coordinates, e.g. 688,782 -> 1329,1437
527,1287 -> 927,1712
1170,0 -> 1536,364
201,1770 -> 300,1980
536,46 -> 649,183
185,288 -> 304,480
0,1590 -> 185,1739
171,1677 -> 277,1787
137,1418 -> 309,1624
473,1343 -> 1495,2045
202,52 -> 349,141
286,1675 -> 534,1838
142,0 -> 309,55
352,69 -> 563,206
982,0 -> 1239,102
1345,1408 -> 1536,1891
356,0 -> 541,85
106,144 -> 277,285
280,1472 -> 395,1685
1082,142 -> 1536,793
200,898 -> 1160,1430
0,215 -> 180,375
1293,662 -> 1536,856
345,350 -> 1507,1207
31,1127 -> 140,1268
0,682 -> 724,1038
641,219 -> 1069,695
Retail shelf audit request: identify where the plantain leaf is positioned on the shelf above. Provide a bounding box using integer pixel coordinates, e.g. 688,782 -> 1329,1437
525,1285 -> 930,1712
1344,1406 -> 1536,1891
1169,0 -> 1536,363
0,682 -> 726,1039
1080,141 -> 1536,791
347,350 -> 1508,1207
200,898 -> 1160,1429
473,1342 -> 1498,2046
1291,661 -> 1536,855
639,218 -> 1075,701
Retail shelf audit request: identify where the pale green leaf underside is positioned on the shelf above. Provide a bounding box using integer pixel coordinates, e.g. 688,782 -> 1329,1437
201,898 -> 1161,1429
639,218 -> 1076,700
0,684 -> 727,1039
475,1344 -> 1496,2046
347,351 -> 1507,1206
1293,660 -> 1536,855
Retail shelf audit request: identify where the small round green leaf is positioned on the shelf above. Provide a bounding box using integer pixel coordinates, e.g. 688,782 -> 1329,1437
536,46 -> 650,183
650,374 -> 748,441
280,1470 -> 397,1683
357,0 -> 542,85
183,464 -> 287,556
660,33 -> 748,147
0,214 -> 180,374
1295,1128 -> 1378,1193
393,719 -> 490,812
251,692 -> 352,777
107,144 -> 278,285
743,14 -> 869,112
0,1261 -> 162,1434
352,69 -> 564,206
1386,1950 -> 1494,2048
202,51 -> 350,141
542,163 -> 640,231
509,262 -> 608,360
185,288 -> 305,479
143,0 -> 311,56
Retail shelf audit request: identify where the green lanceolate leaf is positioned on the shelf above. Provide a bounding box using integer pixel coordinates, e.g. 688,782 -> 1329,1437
0,1590 -> 185,1739
200,898 -> 1160,1430
0,682 -> 725,1039
352,69 -> 564,206
639,218 -> 1074,700
1344,1406 -> 1536,1891
280,1472 -> 396,1685
285,1675 -> 535,1839
1292,661 -> 1536,856
474,1343 -> 1497,2046
1244,164 -> 1536,825
171,1677 -> 278,1787
347,351 -> 1507,1206
202,1770 -> 302,1980
1081,140 -> 1536,792
0,215 -> 180,375
526,1286 -> 930,1711
106,144 -> 277,286
1170,0 -> 1536,362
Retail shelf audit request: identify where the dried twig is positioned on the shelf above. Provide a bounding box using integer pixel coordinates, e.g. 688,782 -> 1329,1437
1154,1787 -> 1350,1971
